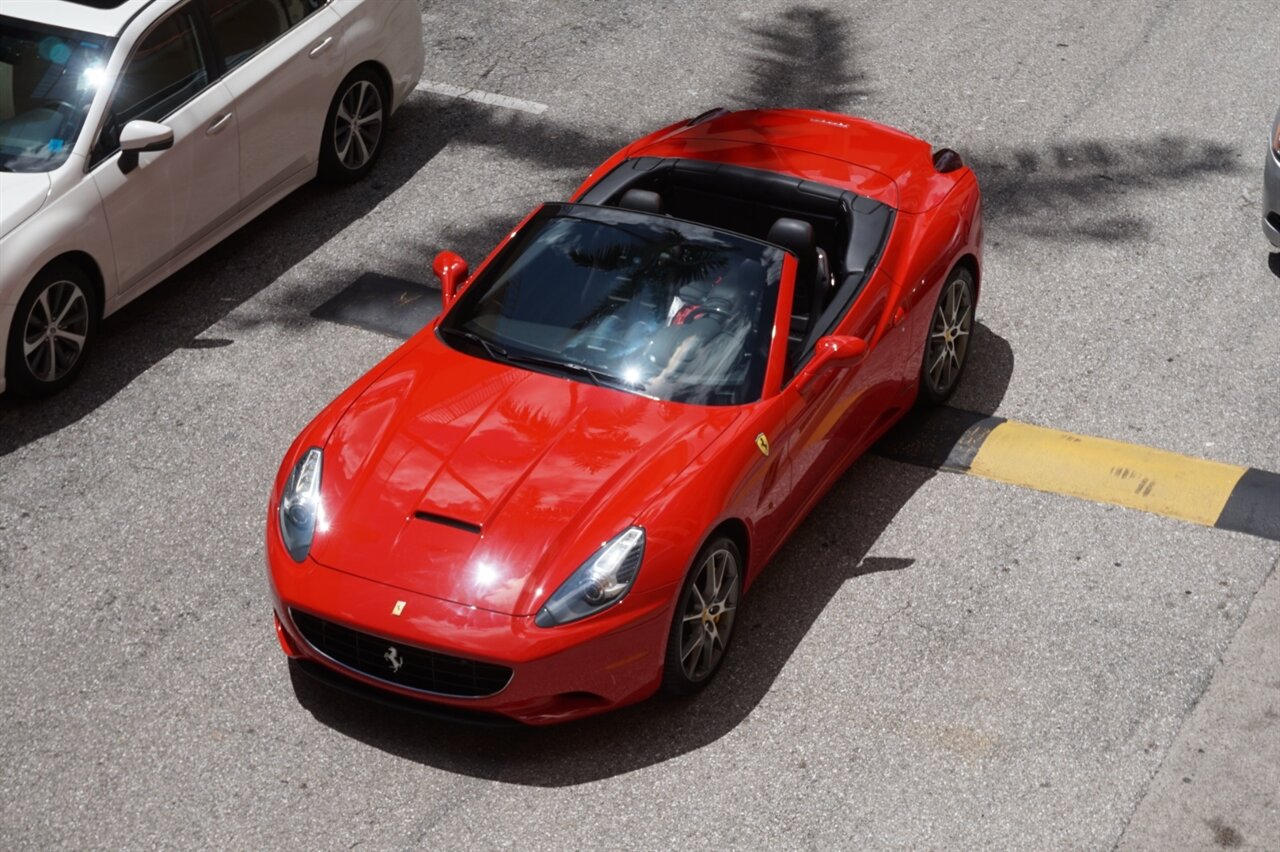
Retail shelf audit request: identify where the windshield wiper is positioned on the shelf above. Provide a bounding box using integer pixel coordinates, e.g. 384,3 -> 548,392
438,326 -> 508,361
440,327 -> 638,390
503,350 -> 639,390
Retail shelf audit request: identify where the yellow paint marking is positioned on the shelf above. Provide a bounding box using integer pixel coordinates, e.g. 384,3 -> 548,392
968,421 -> 1248,526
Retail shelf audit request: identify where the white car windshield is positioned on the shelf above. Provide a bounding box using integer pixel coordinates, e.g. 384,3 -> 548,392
439,204 -> 787,406
0,18 -> 111,172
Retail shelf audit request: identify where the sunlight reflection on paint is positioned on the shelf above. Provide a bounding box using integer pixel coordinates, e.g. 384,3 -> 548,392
475,561 -> 498,587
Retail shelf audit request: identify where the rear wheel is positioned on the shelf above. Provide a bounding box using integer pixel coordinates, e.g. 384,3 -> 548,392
917,266 -> 975,406
318,67 -> 387,184
661,536 -> 742,695
6,260 -> 98,397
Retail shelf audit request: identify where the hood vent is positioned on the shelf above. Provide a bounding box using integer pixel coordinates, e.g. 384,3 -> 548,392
413,511 -> 482,535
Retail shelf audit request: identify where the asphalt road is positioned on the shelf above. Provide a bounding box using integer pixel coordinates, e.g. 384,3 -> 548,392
2,0 -> 1279,848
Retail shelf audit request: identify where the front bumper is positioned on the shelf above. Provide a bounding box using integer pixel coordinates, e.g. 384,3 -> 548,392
1264,142 -> 1280,248
267,543 -> 672,725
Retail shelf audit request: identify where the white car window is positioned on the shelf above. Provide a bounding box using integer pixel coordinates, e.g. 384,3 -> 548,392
206,0 -> 327,71
0,20 -> 111,172
95,9 -> 209,159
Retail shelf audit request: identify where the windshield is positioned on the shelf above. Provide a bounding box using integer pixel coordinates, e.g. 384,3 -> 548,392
439,204 -> 786,406
0,18 -> 111,172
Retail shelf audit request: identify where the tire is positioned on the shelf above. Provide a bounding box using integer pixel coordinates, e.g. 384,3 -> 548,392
317,67 -> 388,185
5,260 -> 98,397
917,266 -> 975,406
661,536 -> 742,696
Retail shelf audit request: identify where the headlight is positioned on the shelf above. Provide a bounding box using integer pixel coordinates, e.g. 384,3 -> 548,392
535,527 -> 645,627
278,447 -> 323,562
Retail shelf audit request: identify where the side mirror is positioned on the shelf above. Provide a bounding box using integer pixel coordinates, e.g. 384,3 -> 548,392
432,250 -> 469,307
118,120 -> 173,173
794,335 -> 867,394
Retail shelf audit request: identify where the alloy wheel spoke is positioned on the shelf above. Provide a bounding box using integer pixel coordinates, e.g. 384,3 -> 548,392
690,584 -> 707,612
36,289 -> 54,327
353,84 -> 366,121
54,329 -> 85,349
698,629 -> 715,673
682,628 -> 704,666
930,347 -> 947,376
42,338 -> 57,381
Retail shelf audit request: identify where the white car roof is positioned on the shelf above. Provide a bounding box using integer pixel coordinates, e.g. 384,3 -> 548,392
0,0 -> 163,37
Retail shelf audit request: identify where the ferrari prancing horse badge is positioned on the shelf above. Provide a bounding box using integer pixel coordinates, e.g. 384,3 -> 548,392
755,433 -> 770,457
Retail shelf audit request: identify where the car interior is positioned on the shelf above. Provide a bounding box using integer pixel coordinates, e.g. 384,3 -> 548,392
578,157 -> 895,376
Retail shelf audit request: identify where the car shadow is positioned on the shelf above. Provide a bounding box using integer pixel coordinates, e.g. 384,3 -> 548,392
288,323 -> 1013,786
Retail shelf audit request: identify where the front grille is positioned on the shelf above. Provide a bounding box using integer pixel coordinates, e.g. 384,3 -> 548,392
290,610 -> 512,698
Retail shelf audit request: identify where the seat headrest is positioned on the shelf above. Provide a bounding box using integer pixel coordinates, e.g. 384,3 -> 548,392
617,189 -> 664,214
766,217 -> 815,256
702,258 -> 761,314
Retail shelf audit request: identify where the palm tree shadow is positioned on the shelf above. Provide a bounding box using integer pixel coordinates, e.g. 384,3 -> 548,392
734,6 -> 871,111
289,323 -> 1013,785
966,137 -> 1240,244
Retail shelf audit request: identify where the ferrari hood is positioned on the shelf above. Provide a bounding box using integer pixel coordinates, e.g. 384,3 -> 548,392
309,336 -> 740,616
0,172 -> 51,238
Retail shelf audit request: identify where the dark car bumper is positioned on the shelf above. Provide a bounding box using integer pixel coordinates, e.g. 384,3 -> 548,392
1265,110 -> 1280,248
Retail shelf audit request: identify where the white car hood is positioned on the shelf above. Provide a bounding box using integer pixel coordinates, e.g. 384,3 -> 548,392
0,172 -> 52,239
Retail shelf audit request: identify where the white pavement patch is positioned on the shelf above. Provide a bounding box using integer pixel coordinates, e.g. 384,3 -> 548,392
414,80 -> 549,115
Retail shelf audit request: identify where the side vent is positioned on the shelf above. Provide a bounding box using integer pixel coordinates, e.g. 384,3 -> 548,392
933,148 -> 964,173
688,107 -> 730,126
413,511 -> 482,534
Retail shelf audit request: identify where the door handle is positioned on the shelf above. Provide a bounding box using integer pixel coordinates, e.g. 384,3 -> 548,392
206,113 -> 233,136
308,36 -> 333,58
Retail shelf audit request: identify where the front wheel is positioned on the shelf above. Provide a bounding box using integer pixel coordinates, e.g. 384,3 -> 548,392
5,260 -> 98,397
318,67 -> 388,184
917,266 -> 975,406
661,536 -> 742,696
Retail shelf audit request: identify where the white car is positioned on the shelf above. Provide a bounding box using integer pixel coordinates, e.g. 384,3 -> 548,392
0,0 -> 424,395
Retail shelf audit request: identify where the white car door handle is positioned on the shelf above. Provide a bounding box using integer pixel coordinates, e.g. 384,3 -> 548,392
308,37 -> 333,58
206,113 -> 233,136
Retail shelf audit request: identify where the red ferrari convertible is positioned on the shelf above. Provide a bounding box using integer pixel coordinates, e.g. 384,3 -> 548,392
267,108 -> 983,724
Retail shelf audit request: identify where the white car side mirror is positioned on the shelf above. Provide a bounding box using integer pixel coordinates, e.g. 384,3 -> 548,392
119,120 -> 174,153
118,120 -> 173,174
